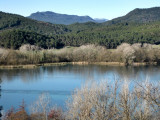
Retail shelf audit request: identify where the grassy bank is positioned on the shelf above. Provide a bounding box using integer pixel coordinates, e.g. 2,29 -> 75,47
0,43 -> 160,66
0,62 -> 158,69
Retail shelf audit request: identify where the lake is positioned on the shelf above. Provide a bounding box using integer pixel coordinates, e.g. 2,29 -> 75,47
0,64 -> 160,112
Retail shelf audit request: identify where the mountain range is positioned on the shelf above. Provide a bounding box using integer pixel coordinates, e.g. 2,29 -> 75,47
28,7 -> 160,25
28,11 -> 108,25
0,7 -> 160,49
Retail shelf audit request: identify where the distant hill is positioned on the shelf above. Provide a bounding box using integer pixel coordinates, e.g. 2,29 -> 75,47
28,11 -> 97,25
105,7 -> 160,25
1,7 -> 160,50
0,11 -> 70,36
94,18 -> 108,23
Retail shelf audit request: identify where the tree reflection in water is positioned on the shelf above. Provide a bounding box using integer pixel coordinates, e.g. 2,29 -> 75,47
0,65 -> 160,113
0,78 -> 3,118
0,65 -> 160,83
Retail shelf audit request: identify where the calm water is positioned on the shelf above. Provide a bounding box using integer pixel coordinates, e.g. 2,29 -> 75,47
0,65 -> 160,112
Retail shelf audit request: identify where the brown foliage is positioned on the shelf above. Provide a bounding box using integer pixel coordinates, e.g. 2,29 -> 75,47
1,43 -> 160,65
3,101 -> 30,120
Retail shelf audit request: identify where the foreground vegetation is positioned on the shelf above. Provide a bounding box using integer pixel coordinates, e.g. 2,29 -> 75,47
0,43 -> 160,66
2,78 -> 160,120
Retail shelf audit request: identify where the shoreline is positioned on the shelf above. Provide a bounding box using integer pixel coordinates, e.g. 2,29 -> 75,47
0,62 -> 157,69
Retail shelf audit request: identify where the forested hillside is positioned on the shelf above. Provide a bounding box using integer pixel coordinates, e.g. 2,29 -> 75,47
0,29 -> 64,49
0,11 -> 70,36
104,7 -> 160,25
61,22 -> 160,48
1,7 -> 160,49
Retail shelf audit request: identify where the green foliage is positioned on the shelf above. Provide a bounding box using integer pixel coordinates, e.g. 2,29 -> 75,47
0,11 -> 70,36
1,10 -> 160,50
57,22 -> 160,48
104,7 -> 160,25
0,29 -> 64,49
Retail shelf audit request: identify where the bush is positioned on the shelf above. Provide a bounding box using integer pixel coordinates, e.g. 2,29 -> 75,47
66,79 -> 160,120
72,44 -> 108,62
19,44 -> 42,52
3,101 -> 30,120
1,43 -> 160,65
30,94 -> 64,120
116,43 -> 135,65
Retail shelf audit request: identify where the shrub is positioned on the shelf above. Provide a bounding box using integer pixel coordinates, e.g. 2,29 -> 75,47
72,44 -> 108,62
1,43 -> 160,65
66,79 -> 160,120
19,44 -> 42,52
3,101 -> 30,120
48,108 -> 64,120
30,94 -> 64,120
116,43 -> 135,65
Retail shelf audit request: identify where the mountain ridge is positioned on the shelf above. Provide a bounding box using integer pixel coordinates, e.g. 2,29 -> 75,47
28,11 -> 107,25
0,11 -> 70,36
104,7 -> 160,25
1,7 -> 160,49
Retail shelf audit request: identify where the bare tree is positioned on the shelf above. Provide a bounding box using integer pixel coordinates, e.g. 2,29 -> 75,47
116,43 -> 135,65
66,80 -> 120,120
30,93 -> 64,120
30,93 -> 52,120
66,78 -> 160,120
19,44 -> 42,52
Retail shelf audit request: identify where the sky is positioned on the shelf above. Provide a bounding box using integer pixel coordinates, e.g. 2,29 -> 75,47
0,0 -> 159,20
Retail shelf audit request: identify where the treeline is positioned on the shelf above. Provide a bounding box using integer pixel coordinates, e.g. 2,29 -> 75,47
1,11 -> 160,49
60,22 -> 160,48
1,22 -> 160,49
0,30 -> 64,49
0,44 -> 160,65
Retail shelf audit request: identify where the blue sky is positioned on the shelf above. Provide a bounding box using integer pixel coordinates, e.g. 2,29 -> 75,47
0,0 -> 159,20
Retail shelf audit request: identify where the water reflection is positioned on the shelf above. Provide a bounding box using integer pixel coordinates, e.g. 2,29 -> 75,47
0,78 -> 2,118
0,68 -> 42,83
0,65 -> 160,112
0,65 -> 160,83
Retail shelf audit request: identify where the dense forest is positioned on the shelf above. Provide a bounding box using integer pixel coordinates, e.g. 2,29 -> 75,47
104,7 -> 160,25
0,29 -> 64,49
60,22 -> 160,48
0,12 -> 70,36
1,7 -> 160,49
